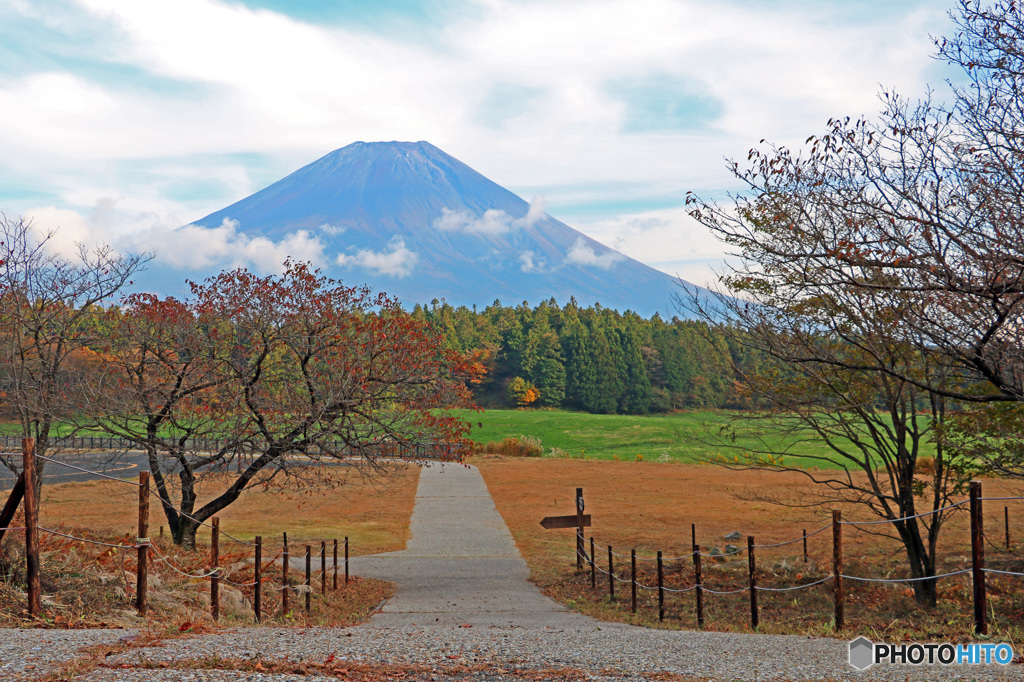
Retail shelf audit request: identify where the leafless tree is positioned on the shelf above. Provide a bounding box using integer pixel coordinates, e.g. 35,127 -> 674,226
0,215 -> 150,488
677,2 -> 1024,604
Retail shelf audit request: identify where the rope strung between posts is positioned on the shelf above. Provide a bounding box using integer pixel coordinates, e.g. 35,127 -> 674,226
148,542 -> 220,580
579,547 -> 830,595
144,488 -> 255,547
754,575 -> 834,592
662,584 -> 700,593
39,453 -> 259,547
39,526 -> 245,586
35,453 -> 257,547
701,585 -> 750,595
981,567 -> 1024,578
39,527 -> 137,550
840,501 -> 967,526
753,523 -> 831,548
609,524 -> 833,561
839,568 -> 972,583
588,501 -> 978,566
582,549 -> 658,590
979,495 -> 1024,502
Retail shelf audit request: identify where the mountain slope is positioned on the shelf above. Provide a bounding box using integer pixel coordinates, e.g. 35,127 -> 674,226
175,141 -> 694,315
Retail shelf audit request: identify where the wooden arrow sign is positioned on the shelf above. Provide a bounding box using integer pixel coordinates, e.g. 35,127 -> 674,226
540,514 -> 591,530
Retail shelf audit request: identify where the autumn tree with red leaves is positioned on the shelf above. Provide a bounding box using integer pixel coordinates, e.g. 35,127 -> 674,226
82,262 -> 476,547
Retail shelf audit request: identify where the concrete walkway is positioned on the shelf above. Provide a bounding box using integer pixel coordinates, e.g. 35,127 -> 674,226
350,462 -> 584,626
3,463 -> 1018,680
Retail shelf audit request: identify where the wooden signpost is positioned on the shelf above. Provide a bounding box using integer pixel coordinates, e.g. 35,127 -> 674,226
540,488 -> 592,568
539,514 -> 592,530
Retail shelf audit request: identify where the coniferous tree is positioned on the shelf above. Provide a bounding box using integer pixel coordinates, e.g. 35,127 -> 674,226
618,322 -> 653,414
562,312 -> 596,410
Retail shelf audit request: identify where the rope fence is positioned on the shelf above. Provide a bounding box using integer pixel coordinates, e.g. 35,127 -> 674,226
1,437 -> 356,623
566,484 -> 1023,633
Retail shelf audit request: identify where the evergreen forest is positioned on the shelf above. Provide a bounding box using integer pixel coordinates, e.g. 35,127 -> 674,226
409,298 -> 755,414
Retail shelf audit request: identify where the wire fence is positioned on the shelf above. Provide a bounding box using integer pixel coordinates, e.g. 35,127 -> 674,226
2,437 -> 358,623
567,485 -> 1024,632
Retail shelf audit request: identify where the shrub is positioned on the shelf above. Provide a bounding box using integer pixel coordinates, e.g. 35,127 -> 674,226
482,435 -> 543,457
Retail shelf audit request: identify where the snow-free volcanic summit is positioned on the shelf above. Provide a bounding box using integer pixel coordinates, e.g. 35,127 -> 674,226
153,142 -> 693,315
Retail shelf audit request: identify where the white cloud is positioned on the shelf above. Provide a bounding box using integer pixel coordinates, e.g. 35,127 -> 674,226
565,238 -> 623,270
22,204 -> 326,275
571,206 -> 733,287
519,251 -> 542,272
434,208 -> 516,235
523,193 -> 547,224
19,206 -> 95,257
1,0 -> 954,289
433,194 -> 548,235
336,236 -> 418,278
318,223 -> 345,236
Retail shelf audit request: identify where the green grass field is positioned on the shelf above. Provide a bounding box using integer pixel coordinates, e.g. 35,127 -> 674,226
463,408 -> 934,470
1,407 -> 934,472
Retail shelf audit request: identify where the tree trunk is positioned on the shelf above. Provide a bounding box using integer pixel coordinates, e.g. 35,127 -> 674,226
175,518 -> 200,550
897,519 -> 938,608
148,449 -> 183,545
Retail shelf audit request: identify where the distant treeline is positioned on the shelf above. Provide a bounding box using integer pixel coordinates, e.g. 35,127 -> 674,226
410,298 -> 757,414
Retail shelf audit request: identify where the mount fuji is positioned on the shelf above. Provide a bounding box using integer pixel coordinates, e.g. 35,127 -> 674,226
143,141 -> 695,315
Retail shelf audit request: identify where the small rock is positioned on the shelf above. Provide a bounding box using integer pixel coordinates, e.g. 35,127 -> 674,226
724,543 -> 740,555
724,531 -> 742,541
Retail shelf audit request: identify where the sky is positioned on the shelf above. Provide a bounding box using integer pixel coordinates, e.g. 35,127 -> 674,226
0,0 -> 959,289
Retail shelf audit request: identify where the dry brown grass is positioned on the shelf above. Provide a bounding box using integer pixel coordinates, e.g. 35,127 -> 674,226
39,464 -> 420,554
476,457 -> 1024,643
0,463 -> 421,630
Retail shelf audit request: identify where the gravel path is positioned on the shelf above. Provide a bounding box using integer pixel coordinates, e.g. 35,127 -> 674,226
2,463 -> 1020,681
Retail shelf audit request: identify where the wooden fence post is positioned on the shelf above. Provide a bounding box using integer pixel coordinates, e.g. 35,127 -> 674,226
136,471 -> 150,616
803,529 -> 808,564
344,536 -> 349,585
970,481 -> 987,635
748,536 -> 758,629
693,544 -> 704,629
575,488 -> 584,569
305,545 -> 311,614
832,510 -> 843,631
210,517 -> 220,621
631,549 -> 637,614
590,537 -> 596,588
22,438 -> 40,617
608,545 -> 614,600
1005,506 -> 1010,550
282,533 -> 289,616
657,550 -> 664,622
691,523 -> 696,548
254,536 -> 262,623
333,539 -> 338,590
320,540 -> 326,595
